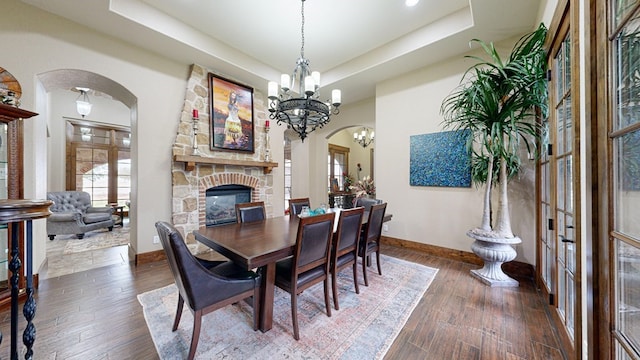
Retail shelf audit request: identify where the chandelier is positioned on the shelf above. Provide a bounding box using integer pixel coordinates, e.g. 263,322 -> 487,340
354,127 -> 374,148
267,0 -> 341,142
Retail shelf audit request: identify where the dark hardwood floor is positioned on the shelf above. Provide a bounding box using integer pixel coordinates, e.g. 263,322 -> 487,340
0,244 -> 565,359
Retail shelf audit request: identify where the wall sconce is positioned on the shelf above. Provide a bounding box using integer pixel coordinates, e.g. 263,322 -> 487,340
80,127 -> 92,142
76,87 -> 92,118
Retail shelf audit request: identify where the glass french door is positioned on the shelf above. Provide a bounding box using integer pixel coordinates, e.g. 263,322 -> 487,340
539,13 -> 579,352
609,1 -> 640,358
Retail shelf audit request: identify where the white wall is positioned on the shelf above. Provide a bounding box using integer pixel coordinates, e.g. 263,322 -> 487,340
375,39 -> 538,264
2,0 -> 186,269
47,89 -> 131,192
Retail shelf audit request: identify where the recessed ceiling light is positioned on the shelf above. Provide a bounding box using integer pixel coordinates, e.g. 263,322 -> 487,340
405,0 -> 419,7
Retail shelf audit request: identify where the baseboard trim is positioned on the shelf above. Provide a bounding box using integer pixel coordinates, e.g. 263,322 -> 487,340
133,235 -> 533,279
135,249 -> 165,265
380,235 -> 534,279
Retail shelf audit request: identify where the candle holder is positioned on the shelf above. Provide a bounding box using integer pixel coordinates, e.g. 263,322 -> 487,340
264,123 -> 271,162
191,111 -> 199,155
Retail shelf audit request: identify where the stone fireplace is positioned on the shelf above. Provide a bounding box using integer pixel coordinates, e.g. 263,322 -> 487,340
171,64 -> 277,246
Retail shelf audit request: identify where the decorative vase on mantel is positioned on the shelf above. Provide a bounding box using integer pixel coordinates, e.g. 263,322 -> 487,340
467,230 -> 521,287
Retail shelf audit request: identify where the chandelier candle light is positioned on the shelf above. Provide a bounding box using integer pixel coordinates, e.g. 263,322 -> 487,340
354,127 -> 374,148
267,0 -> 341,142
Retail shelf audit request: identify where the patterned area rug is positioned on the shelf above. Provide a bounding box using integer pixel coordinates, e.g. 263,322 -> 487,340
138,255 -> 438,359
62,227 -> 129,254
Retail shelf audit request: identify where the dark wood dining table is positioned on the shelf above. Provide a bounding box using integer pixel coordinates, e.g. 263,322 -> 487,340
193,210 -> 392,332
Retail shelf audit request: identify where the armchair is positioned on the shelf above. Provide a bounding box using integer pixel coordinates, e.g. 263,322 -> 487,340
46,191 -> 114,240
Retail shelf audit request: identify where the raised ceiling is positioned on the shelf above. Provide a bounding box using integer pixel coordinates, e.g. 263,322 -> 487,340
22,0 -> 543,105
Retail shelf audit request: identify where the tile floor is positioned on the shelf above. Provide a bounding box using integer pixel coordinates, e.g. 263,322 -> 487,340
41,220 -> 131,279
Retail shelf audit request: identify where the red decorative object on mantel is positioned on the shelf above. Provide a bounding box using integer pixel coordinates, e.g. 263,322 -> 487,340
192,109 -> 198,118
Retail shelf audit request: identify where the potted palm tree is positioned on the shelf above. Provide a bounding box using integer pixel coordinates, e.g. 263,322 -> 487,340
441,23 -> 548,286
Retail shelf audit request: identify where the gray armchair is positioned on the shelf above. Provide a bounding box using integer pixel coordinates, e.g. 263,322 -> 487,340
46,191 -> 114,240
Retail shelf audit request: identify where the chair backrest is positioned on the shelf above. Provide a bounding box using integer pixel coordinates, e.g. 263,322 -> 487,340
292,213 -> 335,276
363,203 -> 387,245
235,201 -> 266,223
155,221 -> 224,310
288,197 -> 310,216
355,197 -> 383,212
334,207 -> 365,256
47,191 -> 92,213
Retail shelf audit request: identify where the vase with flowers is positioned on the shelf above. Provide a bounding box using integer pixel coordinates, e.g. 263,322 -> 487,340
342,172 -> 354,191
351,176 -> 375,199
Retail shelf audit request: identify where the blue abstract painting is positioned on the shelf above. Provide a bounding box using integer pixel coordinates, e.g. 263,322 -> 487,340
410,130 -> 471,187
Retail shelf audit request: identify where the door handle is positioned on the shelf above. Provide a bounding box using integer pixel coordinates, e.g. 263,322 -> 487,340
560,234 -> 575,243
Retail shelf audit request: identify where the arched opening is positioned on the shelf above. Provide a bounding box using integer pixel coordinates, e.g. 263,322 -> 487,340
36,69 -> 138,277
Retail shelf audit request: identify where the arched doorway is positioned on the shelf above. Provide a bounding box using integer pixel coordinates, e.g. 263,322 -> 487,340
36,69 -> 138,276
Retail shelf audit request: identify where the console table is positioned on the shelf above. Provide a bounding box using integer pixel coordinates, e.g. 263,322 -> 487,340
0,199 -> 52,360
328,192 -> 355,209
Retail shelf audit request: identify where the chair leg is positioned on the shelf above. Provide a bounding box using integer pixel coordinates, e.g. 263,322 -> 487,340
324,278 -> 332,317
362,253 -> 369,287
376,250 -> 382,275
291,293 -> 300,340
352,262 -> 360,294
173,294 -> 184,331
332,269 -> 340,310
188,310 -> 202,360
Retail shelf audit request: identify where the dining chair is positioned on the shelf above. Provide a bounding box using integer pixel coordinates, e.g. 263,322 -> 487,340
274,212 -> 335,340
288,197 -> 310,216
354,197 -> 383,212
154,221 -> 261,360
235,201 -> 266,223
359,202 -> 387,286
330,207 -> 365,310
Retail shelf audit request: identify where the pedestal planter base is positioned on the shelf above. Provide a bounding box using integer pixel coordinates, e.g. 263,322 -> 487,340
467,230 -> 521,287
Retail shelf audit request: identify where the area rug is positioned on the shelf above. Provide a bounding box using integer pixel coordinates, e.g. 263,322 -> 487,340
138,255 -> 438,359
62,227 -> 129,254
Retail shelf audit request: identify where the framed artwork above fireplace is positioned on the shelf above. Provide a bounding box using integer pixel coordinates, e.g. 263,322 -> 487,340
208,73 -> 255,153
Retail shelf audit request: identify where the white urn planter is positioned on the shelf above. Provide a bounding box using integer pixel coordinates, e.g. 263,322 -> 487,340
467,230 -> 521,287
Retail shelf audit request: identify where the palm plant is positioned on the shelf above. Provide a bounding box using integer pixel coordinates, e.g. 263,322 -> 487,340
441,23 -> 548,239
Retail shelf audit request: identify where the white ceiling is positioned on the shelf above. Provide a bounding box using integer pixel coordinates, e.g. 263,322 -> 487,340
22,0 -> 543,105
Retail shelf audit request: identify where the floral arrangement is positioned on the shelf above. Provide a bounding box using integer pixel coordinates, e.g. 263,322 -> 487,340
351,176 -> 375,198
342,172 -> 354,191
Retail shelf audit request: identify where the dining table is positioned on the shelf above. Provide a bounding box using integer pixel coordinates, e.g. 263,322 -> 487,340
193,209 -> 392,332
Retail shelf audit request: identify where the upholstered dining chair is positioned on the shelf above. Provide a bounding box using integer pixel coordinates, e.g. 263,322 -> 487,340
359,202 -> 387,287
235,201 -> 266,223
330,207 -> 365,310
288,197 -> 310,216
154,221 -> 261,360
274,212 -> 335,340
354,197 -> 383,212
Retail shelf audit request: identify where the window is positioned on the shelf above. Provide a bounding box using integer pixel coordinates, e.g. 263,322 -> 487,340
328,144 -> 349,192
66,120 -> 131,208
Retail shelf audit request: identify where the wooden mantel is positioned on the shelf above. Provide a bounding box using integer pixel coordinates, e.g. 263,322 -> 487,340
174,154 -> 279,174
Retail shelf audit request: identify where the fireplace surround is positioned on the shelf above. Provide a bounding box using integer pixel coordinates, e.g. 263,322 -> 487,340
171,64 -> 275,247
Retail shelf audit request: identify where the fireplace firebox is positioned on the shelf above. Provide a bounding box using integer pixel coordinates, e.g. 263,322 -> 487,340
205,185 -> 251,226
